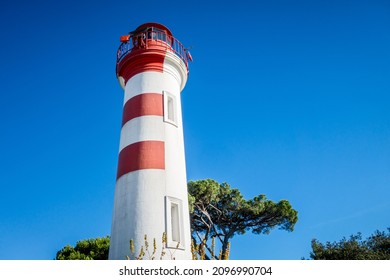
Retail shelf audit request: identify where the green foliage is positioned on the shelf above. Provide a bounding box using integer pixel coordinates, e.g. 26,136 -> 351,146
55,236 -> 110,260
309,228 -> 390,260
188,179 -> 298,259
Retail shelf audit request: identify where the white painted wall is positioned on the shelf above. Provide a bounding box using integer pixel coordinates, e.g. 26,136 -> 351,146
110,169 -> 166,260
119,116 -> 165,152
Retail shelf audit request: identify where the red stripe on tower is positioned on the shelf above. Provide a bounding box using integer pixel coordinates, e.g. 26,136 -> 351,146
122,93 -> 163,126
117,53 -> 166,84
116,140 -> 165,180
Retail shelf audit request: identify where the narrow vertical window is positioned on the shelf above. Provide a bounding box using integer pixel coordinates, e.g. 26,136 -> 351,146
163,91 -> 177,126
165,196 -> 184,249
167,96 -> 175,122
171,203 -> 180,242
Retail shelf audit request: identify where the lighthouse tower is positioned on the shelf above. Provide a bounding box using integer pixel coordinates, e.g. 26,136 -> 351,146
109,23 -> 192,260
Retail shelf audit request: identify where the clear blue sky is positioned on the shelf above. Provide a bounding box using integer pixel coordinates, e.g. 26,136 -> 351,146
0,0 -> 389,260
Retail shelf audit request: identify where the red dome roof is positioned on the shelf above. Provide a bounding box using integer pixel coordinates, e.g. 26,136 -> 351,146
135,22 -> 173,37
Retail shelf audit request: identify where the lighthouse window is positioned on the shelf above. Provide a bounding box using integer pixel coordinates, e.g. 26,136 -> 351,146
163,91 -> 177,126
165,196 -> 184,249
171,203 -> 180,242
167,96 -> 174,121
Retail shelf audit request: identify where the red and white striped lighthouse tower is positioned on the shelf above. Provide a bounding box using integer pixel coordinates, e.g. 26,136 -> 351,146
109,23 -> 192,260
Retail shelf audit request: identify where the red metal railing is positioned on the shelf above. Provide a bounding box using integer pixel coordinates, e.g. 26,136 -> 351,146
116,27 -> 190,71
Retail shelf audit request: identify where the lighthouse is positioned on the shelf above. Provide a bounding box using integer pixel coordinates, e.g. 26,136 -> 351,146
109,23 -> 192,260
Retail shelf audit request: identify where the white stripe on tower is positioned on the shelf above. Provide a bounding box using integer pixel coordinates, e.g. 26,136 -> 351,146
119,116 -> 164,152
123,72 -> 179,105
